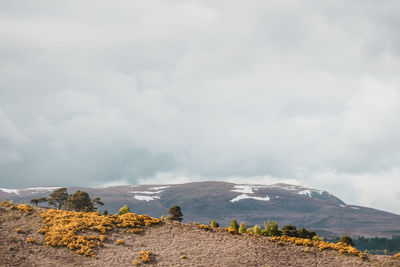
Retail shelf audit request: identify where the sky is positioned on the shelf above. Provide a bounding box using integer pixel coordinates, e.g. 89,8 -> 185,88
1,0 -> 400,214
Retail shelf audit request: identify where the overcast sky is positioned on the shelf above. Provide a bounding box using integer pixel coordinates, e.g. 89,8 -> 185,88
1,0 -> 400,213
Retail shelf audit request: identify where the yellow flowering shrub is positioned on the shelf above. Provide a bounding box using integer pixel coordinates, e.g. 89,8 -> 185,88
393,252 -> 400,259
27,237 -> 36,243
269,235 -> 364,258
227,227 -> 237,234
117,239 -> 125,245
39,209 -> 161,257
15,228 -> 22,233
198,224 -> 211,230
139,250 -> 153,263
17,204 -> 33,214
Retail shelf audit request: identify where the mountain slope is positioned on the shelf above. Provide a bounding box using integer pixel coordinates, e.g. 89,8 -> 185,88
1,181 -> 399,238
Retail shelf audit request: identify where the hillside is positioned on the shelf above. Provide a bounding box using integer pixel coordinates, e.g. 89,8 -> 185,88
1,181 -> 400,238
1,203 -> 400,267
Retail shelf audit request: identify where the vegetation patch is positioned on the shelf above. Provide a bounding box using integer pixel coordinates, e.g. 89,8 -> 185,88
270,235 -> 366,259
39,208 -> 161,258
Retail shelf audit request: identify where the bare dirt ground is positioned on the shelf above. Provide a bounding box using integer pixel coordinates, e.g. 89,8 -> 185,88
1,205 -> 400,267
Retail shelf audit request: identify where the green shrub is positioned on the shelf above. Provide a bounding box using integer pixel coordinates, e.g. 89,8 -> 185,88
119,205 -> 130,215
282,225 -> 298,237
238,222 -> 247,234
263,220 -> 281,236
231,218 -> 239,232
210,218 -> 219,228
253,224 -> 262,235
339,235 -> 354,246
312,235 -> 324,241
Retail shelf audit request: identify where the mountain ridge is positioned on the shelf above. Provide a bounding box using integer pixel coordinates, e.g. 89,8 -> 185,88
1,181 -> 399,238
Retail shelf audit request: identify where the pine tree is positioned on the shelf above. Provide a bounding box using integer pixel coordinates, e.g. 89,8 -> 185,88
169,205 -> 183,222
48,188 -> 68,209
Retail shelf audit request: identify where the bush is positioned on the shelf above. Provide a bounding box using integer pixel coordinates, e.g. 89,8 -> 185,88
263,220 -> 281,236
238,222 -> 247,234
312,235 -> 324,241
253,224 -> 262,235
231,218 -> 239,232
339,235 -> 354,247
210,218 -> 219,228
119,205 -> 130,215
169,206 -> 183,222
282,225 -> 298,237
297,227 -> 317,239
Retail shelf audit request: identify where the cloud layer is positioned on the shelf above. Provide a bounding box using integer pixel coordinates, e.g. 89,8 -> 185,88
1,1 -> 400,213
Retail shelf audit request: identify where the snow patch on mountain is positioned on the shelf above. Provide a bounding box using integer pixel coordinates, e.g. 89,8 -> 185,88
271,184 -> 324,195
230,194 -> 270,202
134,195 -> 160,201
0,188 -> 20,194
0,187 -> 61,195
130,191 -> 164,195
130,186 -> 170,201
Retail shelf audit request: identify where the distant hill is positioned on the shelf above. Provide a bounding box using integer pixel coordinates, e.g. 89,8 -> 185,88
1,181 -> 400,238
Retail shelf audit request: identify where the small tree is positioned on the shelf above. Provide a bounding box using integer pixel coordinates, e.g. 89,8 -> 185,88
169,205 -> 183,222
238,222 -> 247,234
210,218 -> 219,228
282,225 -> 298,237
30,197 -> 47,206
231,218 -> 239,232
119,205 -> 130,215
253,224 -> 262,235
339,235 -> 354,246
263,220 -> 281,236
48,187 -> 68,209
66,190 -> 94,211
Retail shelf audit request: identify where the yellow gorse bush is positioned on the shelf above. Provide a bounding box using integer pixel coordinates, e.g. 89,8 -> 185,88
139,250 -> 153,263
39,208 -> 161,258
27,237 -> 35,243
17,204 -> 33,214
270,235 -> 365,258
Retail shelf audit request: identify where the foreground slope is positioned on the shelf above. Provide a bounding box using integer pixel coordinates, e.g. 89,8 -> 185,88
2,181 -> 400,237
1,203 -> 400,267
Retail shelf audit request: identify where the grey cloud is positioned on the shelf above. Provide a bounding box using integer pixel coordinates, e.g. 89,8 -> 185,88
0,1 -> 400,212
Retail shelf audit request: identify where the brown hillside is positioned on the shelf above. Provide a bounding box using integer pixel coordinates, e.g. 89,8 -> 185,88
1,203 -> 399,267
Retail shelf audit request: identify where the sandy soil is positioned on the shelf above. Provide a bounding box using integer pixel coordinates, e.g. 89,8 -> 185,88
1,205 -> 399,267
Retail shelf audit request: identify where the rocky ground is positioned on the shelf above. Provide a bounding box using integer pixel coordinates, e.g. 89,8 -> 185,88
1,204 -> 399,267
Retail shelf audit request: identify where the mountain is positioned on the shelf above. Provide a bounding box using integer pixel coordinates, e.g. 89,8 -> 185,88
1,181 -> 399,238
